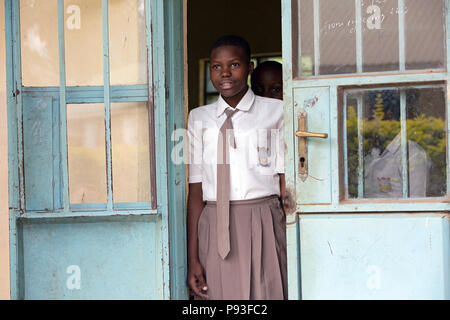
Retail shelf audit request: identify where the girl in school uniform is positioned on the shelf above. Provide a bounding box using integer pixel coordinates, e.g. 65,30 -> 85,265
187,35 -> 287,300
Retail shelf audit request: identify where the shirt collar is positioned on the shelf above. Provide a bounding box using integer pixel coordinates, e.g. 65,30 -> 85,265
216,87 -> 255,117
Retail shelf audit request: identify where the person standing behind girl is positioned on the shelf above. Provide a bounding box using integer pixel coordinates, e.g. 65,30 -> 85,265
187,35 -> 287,300
250,60 -> 286,207
251,60 -> 283,100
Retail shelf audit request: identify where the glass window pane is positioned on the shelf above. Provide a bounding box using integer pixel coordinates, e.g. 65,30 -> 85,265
362,89 -> 402,198
345,86 -> 446,200
65,0 -> 103,86
298,0 -> 315,76
294,0 -> 446,77
362,0 -> 399,72
346,89 -> 401,198
67,103 -> 107,204
405,0 -> 445,70
319,0 -> 356,75
295,0 -> 357,76
20,0 -> 59,86
111,102 -> 150,203
109,0 -> 148,85
406,87 -> 446,197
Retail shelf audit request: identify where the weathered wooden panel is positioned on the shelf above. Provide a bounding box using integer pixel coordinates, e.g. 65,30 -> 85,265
21,218 -> 163,299
293,86 -> 331,205
298,213 -> 450,299
23,96 -> 56,211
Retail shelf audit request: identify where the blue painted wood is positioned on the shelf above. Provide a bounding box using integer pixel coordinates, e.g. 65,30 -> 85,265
294,86 -> 331,204
329,86 -> 340,205
281,0 -> 301,300
151,0 -> 171,300
297,202 -> 450,213
5,0 -> 189,300
356,95 -> 363,198
285,0 -> 450,300
343,94 -> 349,199
21,218 -> 162,299
444,216 -> 450,298
11,0 -> 24,213
52,94 -> 62,211
22,85 -> 149,103
5,0 -> 20,300
399,90 -> 408,197
163,0 -> 188,300
57,0 -> 69,213
295,72 -> 447,87
102,0 -> 114,211
18,210 -> 159,221
23,96 -> 55,211
298,213 -> 450,299
4,0 -> 18,210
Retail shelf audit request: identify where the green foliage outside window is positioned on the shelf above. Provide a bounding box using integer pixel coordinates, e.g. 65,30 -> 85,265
346,106 -> 446,198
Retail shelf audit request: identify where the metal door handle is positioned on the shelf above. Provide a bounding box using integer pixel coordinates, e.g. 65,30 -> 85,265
295,131 -> 328,139
296,112 -> 328,181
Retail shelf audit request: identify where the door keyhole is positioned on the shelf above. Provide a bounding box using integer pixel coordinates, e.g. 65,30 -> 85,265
300,157 -> 305,168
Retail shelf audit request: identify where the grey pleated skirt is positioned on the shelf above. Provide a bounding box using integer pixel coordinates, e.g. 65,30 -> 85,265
197,195 -> 287,300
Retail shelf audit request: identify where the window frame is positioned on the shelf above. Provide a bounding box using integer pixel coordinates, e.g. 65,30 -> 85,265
11,0 -> 159,217
283,0 -> 450,214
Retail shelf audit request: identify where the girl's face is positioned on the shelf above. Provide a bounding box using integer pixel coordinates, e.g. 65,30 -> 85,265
210,45 -> 253,108
251,68 -> 283,100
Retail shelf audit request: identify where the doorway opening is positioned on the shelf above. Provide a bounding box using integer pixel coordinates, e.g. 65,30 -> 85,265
183,0 -> 283,298
185,0 -> 282,113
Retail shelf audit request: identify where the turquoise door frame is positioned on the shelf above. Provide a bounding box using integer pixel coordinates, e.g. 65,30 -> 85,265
5,0 -> 187,299
282,0 -> 450,299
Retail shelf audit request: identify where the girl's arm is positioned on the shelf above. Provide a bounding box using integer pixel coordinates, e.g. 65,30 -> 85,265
187,182 -> 208,299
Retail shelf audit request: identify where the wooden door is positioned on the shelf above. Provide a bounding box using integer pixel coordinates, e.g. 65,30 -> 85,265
5,0 -> 186,299
282,0 -> 450,299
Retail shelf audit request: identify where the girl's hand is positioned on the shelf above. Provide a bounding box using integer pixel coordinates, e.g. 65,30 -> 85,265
187,260 -> 209,299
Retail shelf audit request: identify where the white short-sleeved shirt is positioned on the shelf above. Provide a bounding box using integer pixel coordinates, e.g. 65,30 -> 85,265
187,88 -> 284,201
364,134 -> 430,198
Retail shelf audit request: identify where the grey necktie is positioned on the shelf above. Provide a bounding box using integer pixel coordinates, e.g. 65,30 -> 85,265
217,108 -> 238,259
